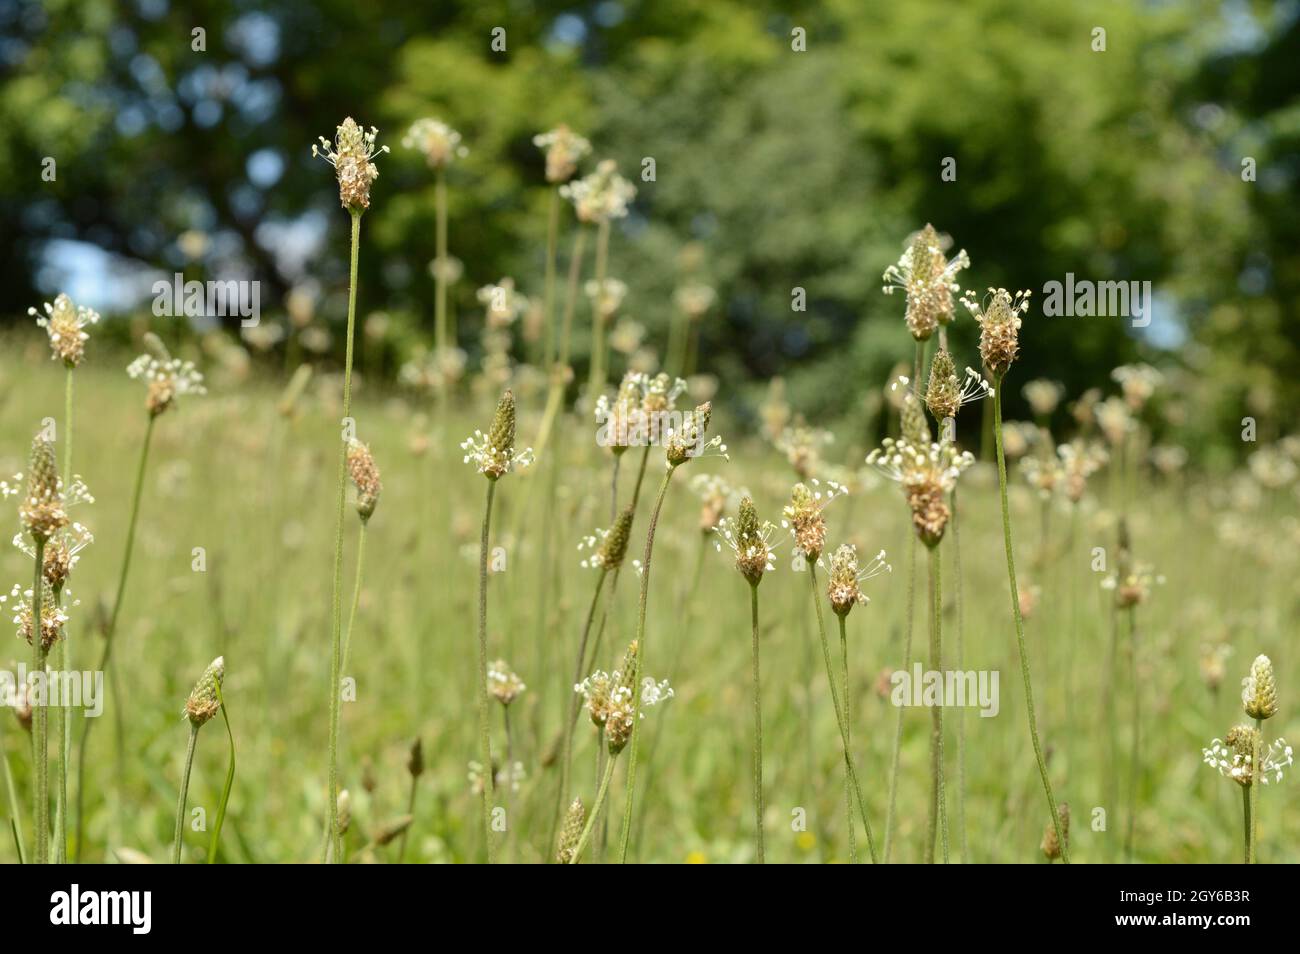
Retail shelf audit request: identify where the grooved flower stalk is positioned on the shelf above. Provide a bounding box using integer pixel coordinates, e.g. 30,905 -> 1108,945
993,379 -> 1068,862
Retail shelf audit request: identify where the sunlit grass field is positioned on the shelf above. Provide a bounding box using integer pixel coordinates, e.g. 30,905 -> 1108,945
0,330 -> 1295,863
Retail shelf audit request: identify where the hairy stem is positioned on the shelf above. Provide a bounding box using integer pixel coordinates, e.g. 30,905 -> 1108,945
838,613 -> 856,863
75,413 -> 154,861
171,723 -> 199,863
552,567 -> 608,855
615,466 -> 675,862
750,582 -> 765,863
994,380 -> 1068,862
340,522 -> 368,676
952,487 -> 968,862
31,538 -> 48,863
925,545 -> 948,863
568,749 -> 619,863
808,564 -> 879,863
1248,717 -> 1261,864
324,209 -> 362,862
884,530 -> 917,861
476,479 -> 499,863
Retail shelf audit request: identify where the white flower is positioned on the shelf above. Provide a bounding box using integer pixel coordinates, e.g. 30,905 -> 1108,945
31,293 -> 99,367
560,159 -> 636,223
403,118 -> 467,168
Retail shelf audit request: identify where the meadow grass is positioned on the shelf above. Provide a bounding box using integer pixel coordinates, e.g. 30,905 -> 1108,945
0,337 -> 1295,863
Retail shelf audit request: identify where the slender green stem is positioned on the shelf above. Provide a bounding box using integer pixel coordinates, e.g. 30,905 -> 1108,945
1248,717 -> 1261,863
749,582 -> 765,863
952,488 -> 968,863
588,220 -> 611,404
340,522 -> 368,675
1241,783 -> 1252,864
55,369 -> 74,864
925,545 -> 948,863
31,538 -> 47,864
325,209 -> 362,863
75,413 -> 154,861
476,479 -> 499,863
808,564 -> 879,862
434,168 -> 449,356
553,567 -> 608,855
837,613 -> 856,863
993,380 -> 1068,862
530,226 -> 588,468
541,190 -> 560,369
205,681 -> 235,864
883,529 -> 916,861
568,749 -> 619,863
397,772 -> 418,864
615,466 -> 675,863
53,583 -> 68,864
62,369 -> 74,482
171,723 -> 199,863
1125,605 -> 1139,862
1,732 -> 23,863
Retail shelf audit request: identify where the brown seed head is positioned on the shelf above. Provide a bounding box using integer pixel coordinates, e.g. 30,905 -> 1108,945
346,439 -> 382,521
965,288 -> 1030,379
1040,803 -> 1069,860
783,483 -> 826,562
184,655 -> 225,727
314,118 -> 386,211
828,544 -> 863,617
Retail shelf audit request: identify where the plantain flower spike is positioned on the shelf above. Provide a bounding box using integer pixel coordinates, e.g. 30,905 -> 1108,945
184,656 -> 225,727
1242,654 -> 1278,721
314,117 -> 388,212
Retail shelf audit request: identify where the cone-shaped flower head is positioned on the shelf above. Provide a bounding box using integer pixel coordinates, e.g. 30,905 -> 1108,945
336,789 -> 351,835
557,797 -> 585,863
31,293 -> 99,368
666,402 -> 726,467
962,287 -> 1031,378
827,544 -> 891,617
184,656 -> 225,727
867,438 -> 974,548
925,350 -> 992,423
314,117 -> 388,211
7,580 -> 67,650
534,125 -> 591,184
722,496 -> 774,586
560,159 -> 635,224
1203,725 -> 1293,787
882,224 -> 970,341
1040,803 -> 1069,860
578,505 -> 635,571
462,390 -> 534,479
346,439 -> 382,522
1243,654 -> 1278,720
407,737 -> 424,778
900,388 -> 931,446
403,118 -> 467,170
21,437 -> 67,542
487,659 -> 526,706
783,483 -> 825,562
126,335 -> 206,416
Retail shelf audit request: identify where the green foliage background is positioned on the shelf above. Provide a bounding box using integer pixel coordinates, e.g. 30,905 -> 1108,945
3,0 -> 1298,454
